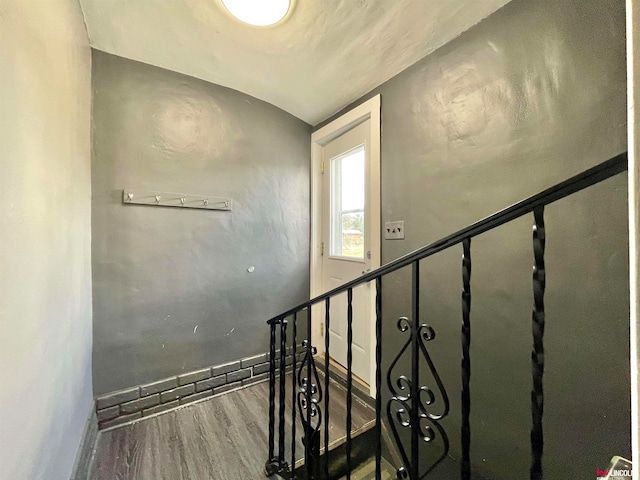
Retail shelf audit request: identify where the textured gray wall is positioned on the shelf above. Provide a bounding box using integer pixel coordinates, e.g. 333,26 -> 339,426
0,1 -> 93,479
91,51 -> 311,394
318,0 -> 629,477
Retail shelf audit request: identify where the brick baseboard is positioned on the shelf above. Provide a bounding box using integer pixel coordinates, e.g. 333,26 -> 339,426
95,348 -> 302,430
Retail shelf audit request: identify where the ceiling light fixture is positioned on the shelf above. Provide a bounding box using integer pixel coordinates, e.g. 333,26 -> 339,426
221,0 -> 291,27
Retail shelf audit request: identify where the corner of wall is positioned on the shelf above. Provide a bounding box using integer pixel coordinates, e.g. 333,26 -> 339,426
70,401 -> 98,480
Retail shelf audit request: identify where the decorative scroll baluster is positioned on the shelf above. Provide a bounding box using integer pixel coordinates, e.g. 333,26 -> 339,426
346,287 -> 354,479
461,238 -> 472,480
306,306 -> 313,478
265,321 -> 278,476
386,263 -> 449,479
279,318 -> 287,468
375,276 -> 382,480
291,312 -> 297,479
298,306 -> 322,479
530,206 -> 546,480
324,298 -> 331,479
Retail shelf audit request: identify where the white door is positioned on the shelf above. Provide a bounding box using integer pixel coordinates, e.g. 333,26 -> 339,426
322,119 -> 373,385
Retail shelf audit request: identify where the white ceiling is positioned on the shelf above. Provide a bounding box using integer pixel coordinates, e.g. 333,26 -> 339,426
79,0 -> 512,125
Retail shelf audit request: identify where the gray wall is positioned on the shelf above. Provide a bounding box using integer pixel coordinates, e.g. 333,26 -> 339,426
0,1 -> 94,479
91,51 -> 311,394
319,0 -> 629,477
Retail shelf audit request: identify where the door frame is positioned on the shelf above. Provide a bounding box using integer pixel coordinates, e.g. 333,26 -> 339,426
310,94 -> 381,397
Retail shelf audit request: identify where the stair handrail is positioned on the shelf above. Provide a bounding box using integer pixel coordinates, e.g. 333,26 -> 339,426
266,152 -> 627,325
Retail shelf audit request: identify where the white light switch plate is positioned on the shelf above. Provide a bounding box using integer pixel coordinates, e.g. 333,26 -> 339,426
385,221 -> 405,240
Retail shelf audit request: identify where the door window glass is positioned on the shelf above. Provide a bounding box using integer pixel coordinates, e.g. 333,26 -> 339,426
330,146 -> 365,259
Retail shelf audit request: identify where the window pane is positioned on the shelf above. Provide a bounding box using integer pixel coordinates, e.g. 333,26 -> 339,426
341,149 -> 364,211
341,211 -> 364,258
330,146 -> 365,259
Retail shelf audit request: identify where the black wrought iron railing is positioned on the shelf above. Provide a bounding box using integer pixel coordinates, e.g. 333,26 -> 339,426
264,152 -> 628,480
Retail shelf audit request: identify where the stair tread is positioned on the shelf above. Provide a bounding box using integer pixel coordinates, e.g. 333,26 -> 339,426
340,457 -> 396,480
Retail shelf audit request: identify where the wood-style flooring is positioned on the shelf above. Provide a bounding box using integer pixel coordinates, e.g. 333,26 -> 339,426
90,376 -> 375,480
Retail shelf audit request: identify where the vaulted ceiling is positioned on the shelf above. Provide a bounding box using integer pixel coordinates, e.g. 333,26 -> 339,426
79,0 -> 512,125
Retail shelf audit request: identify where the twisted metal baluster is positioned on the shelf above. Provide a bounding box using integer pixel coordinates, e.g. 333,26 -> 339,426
530,206 -> 546,480
346,287 -> 354,479
461,238 -> 472,480
290,312 -> 297,479
324,298 -> 331,479
375,276 -> 383,480
279,319 -> 287,467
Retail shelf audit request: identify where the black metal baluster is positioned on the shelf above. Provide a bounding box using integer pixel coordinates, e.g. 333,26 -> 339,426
411,261 -> 420,480
530,206 -> 546,480
461,238 -> 472,480
375,276 -> 383,480
279,318 -> 288,467
306,306 -> 313,479
291,312 -> 297,478
324,298 -> 331,479
296,305 -> 322,479
346,287 -> 354,479
265,321 -> 278,476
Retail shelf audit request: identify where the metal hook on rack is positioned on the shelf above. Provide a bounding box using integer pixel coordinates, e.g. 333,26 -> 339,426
122,189 -> 231,211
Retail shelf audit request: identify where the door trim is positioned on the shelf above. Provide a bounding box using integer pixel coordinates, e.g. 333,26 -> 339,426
310,95 -> 381,398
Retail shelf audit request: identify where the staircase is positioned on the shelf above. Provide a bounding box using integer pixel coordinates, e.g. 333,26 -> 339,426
264,153 -> 629,480
341,457 -> 395,480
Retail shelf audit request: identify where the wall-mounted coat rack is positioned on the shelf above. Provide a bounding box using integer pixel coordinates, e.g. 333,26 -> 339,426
122,189 -> 232,211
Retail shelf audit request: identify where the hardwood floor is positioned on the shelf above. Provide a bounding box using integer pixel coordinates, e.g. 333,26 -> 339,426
90,376 -> 375,480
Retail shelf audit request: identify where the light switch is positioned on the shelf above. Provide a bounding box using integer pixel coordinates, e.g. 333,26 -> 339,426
385,221 -> 405,240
